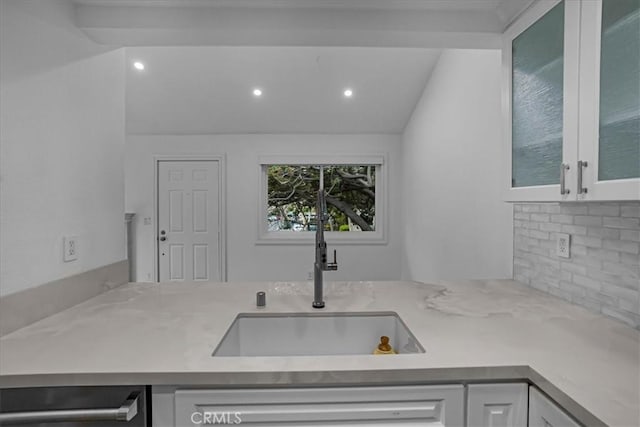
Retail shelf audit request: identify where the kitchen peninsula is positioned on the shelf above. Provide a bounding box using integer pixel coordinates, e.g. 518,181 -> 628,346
1,280 -> 638,426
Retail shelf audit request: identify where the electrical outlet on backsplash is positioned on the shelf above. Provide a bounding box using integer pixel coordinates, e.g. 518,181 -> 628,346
513,202 -> 640,330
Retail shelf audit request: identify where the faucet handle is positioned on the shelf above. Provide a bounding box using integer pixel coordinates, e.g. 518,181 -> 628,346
327,249 -> 338,270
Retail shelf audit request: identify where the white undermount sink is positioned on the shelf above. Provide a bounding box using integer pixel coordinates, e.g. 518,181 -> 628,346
212,311 -> 425,357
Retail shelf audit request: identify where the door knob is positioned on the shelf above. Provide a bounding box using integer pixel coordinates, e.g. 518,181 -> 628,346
160,236 -> 166,242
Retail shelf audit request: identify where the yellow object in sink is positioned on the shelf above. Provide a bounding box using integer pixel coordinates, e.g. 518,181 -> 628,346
373,336 -> 397,355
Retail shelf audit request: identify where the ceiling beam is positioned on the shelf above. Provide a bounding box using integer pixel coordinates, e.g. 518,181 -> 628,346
75,4 -> 504,48
496,0 -> 536,30
74,0 -> 504,12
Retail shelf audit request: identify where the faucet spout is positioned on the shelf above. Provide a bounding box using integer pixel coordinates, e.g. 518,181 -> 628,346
312,262 -> 325,309
312,184 -> 337,309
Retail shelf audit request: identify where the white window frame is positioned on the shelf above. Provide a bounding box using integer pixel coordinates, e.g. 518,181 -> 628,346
257,154 -> 387,245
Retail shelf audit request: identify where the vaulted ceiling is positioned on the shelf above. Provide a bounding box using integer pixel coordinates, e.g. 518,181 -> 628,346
126,46 -> 441,134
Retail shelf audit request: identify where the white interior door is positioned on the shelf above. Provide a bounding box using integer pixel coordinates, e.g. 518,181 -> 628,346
158,160 -> 221,282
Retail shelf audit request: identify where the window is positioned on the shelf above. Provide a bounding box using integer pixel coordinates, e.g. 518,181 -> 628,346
258,155 -> 386,244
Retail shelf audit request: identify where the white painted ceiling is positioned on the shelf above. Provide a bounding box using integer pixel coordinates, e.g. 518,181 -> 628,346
80,0 -> 533,134
126,47 -> 441,134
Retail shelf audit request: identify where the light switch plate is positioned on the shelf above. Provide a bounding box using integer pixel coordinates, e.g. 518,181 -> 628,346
63,236 -> 78,262
556,233 -> 571,258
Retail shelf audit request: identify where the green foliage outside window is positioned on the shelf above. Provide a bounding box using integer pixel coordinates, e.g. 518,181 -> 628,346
267,165 -> 376,232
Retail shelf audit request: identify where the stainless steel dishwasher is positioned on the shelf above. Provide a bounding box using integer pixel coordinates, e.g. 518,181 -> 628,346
0,386 -> 148,426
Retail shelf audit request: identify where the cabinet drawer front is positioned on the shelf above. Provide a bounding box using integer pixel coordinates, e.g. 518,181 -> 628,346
175,385 -> 463,426
191,401 -> 441,423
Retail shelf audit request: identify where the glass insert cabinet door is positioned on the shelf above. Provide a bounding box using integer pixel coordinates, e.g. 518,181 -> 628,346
598,0 -> 639,181
511,2 -> 564,189
579,0 -> 640,200
504,0 -> 639,201
503,0 -> 580,201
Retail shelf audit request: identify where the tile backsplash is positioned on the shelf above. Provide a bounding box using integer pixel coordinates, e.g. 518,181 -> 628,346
513,202 -> 640,329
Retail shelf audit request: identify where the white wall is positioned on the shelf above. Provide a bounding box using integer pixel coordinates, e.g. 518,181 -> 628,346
401,49 -> 513,281
126,134 -> 402,282
0,0 -> 126,296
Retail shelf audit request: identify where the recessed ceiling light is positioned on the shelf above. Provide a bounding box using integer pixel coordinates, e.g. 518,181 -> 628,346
343,88 -> 354,98
133,61 -> 145,71
253,88 -> 263,97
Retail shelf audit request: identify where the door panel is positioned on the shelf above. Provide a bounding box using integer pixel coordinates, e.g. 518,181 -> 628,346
529,387 -> 580,427
158,161 -> 220,282
193,245 -> 208,280
174,385 -> 464,426
169,244 -> 184,280
169,191 -> 184,232
192,190 -> 208,232
467,383 -> 528,427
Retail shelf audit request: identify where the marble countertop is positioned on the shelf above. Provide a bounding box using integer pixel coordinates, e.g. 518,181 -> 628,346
0,280 -> 638,426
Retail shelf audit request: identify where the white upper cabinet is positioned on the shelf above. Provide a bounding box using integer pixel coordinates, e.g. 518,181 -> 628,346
578,0 -> 640,200
503,0 -> 581,202
503,0 -> 640,201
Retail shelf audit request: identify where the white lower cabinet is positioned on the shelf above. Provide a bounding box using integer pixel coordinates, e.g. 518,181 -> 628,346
155,385 -> 464,426
529,386 -> 581,427
153,383 -> 582,427
467,383 -> 528,427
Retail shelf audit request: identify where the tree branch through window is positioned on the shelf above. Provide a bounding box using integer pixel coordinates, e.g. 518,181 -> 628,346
267,165 -> 376,232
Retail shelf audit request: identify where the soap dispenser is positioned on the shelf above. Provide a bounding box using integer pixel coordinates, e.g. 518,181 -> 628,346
373,336 -> 397,355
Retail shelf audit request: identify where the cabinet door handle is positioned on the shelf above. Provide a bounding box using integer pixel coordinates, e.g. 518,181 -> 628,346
578,160 -> 588,194
0,392 -> 139,424
560,163 -> 570,195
